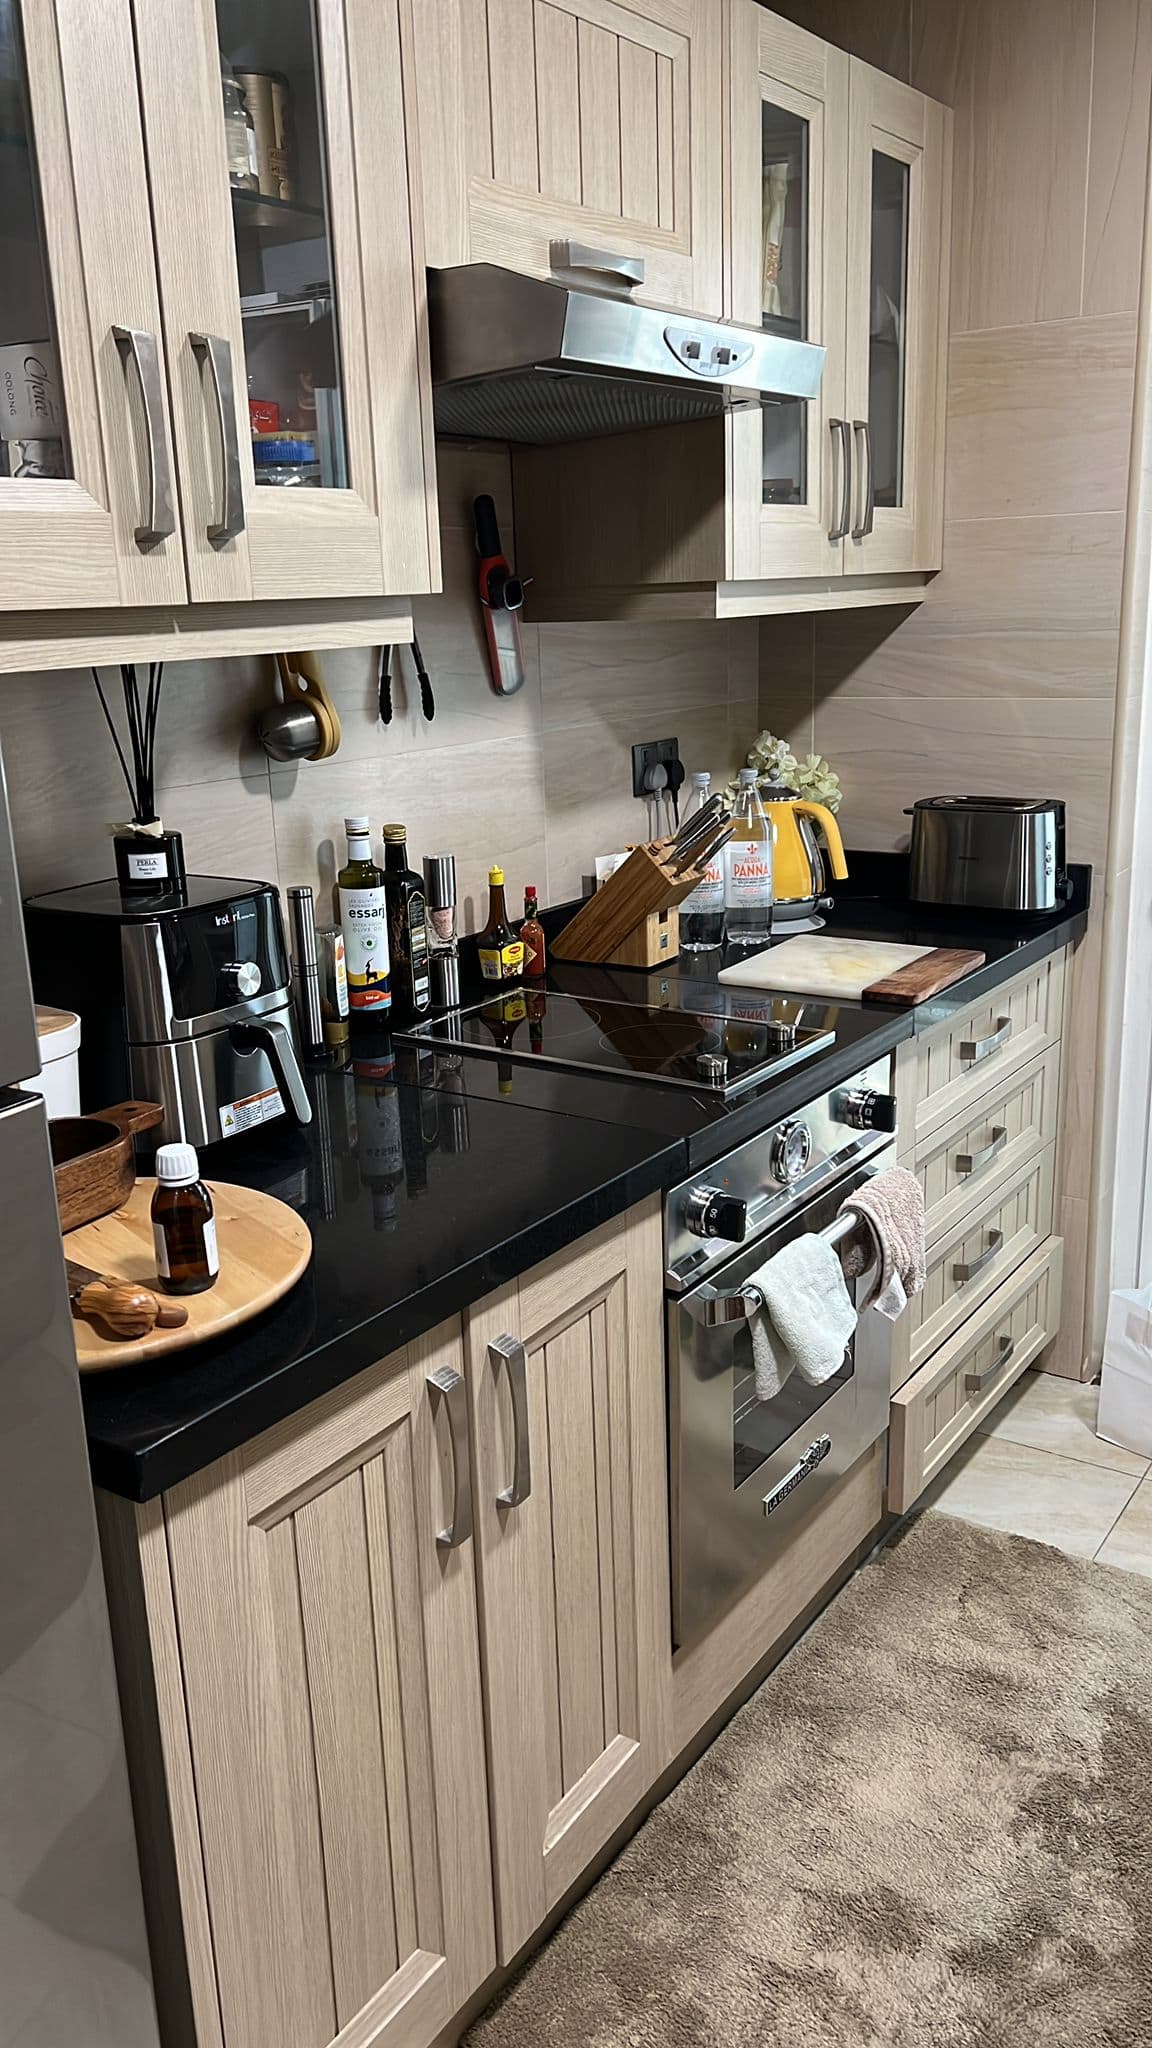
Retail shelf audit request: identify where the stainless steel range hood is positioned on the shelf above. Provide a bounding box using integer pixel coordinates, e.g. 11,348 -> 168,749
428,262 -> 825,446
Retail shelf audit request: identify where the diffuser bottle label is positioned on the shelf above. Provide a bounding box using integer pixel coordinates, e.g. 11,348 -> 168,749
127,848 -> 168,883
339,884 -> 391,1010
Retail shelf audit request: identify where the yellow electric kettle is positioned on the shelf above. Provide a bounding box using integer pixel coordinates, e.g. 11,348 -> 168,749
759,784 -> 848,907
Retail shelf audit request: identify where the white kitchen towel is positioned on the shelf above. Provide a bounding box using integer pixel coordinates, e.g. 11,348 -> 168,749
755,1232 -> 858,1388
750,1308 -> 794,1401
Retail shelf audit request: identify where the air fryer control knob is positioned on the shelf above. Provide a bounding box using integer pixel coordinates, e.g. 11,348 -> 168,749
839,1088 -> 897,1133
684,1186 -> 749,1243
224,959 -> 263,999
770,1120 -> 812,1184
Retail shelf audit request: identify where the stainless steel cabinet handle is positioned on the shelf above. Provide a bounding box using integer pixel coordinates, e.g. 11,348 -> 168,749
189,332 -> 245,542
428,1365 -> 473,1549
960,1017 -> 1012,1066
490,1334 -> 531,1507
828,419 -> 852,541
550,238 -> 644,287
851,419 -> 875,538
953,1229 -> 1004,1285
112,325 -> 176,548
965,1333 -> 1015,1395
956,1127 -> 1008,1176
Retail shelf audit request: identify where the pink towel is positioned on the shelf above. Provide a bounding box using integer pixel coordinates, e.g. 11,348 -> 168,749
839,1167 -> 926,1320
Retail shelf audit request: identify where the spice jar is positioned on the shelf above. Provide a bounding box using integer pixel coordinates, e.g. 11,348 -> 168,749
151,1143 -> 219,1295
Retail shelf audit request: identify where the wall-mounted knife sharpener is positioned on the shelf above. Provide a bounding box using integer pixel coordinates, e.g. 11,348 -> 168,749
474,493 -> 527,696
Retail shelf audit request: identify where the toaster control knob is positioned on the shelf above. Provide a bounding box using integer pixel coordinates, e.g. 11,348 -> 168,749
224,959 -> 262,999
684,1187 -> 749,1242
839,1088 -> 897,1133
770,1121 -> 812,1184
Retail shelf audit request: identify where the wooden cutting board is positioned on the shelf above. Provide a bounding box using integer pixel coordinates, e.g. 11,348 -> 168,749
66,1179 -> 312,1372
718,935 -> 985,1003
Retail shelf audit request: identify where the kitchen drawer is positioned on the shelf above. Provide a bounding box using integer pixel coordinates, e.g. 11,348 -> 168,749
891,1144 -> 1056,1393
916,1045 -> 1060,1245
900,952 -> 1066,1146
888,1237 -> 1064,1514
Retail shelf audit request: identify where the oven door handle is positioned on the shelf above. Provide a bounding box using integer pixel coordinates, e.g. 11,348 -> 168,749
682,1196 -> 876,1326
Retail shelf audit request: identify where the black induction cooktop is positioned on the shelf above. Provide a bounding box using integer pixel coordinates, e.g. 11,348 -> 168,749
403,989 -> 834,1096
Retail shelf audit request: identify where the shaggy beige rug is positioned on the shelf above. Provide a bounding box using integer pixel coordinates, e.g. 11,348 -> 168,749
467,1513 -> 1152,2048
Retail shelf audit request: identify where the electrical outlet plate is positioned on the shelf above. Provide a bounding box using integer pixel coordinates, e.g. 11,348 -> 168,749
631,736 -> 681,799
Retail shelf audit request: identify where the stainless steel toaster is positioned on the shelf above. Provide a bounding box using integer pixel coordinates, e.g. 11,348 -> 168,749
905,796 -> 1069,913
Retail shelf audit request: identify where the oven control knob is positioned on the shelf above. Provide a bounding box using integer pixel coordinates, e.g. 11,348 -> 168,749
765,1019 -> 799,1052
684,1186 -> 749,1242
770,1121 -> 812,1184
224,959 -> 262,999
838,1088 -> 897,1133
696,1051 -> 729,1084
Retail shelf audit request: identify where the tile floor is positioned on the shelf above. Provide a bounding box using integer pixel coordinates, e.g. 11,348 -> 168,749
924,1369 -> 1152,1573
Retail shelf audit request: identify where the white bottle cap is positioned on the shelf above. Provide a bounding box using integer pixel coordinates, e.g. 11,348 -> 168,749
155,1142 -> 200,1187
691,771 -> 710,787
738,767 -> 757,784
344,815 -> 371,836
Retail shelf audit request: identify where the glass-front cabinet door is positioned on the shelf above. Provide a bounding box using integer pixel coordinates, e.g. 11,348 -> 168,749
132,0 -> 434,603
0,0 -> 185,610
844,62 -> 950,574
726,7 -> 849,581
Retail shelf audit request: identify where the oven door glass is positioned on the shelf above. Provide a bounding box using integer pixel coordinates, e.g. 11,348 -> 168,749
672,1153 -> 894,1648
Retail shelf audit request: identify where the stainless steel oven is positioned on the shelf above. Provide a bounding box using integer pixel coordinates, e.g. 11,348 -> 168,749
666,1060 -> 896,1647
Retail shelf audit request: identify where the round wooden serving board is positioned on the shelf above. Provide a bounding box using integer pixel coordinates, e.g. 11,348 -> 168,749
66,1179 -> 313,1372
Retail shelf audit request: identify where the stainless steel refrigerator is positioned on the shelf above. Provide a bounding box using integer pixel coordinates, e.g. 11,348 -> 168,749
0,748 -> 159,2047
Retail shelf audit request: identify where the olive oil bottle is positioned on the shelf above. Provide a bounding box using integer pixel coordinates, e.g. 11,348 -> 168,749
338,816 -> 390,1018
381,824 -> 432,1027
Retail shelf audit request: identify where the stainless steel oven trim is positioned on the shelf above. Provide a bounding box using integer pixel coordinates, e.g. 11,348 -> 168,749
669,1146 -> 895,1649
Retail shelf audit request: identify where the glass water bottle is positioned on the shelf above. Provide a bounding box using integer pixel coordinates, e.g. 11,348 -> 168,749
725,769 -> 774,946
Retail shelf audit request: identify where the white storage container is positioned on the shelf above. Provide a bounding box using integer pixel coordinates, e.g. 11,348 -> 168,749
31,1004 -> 82,1118
1098,1283 -> 1152,1459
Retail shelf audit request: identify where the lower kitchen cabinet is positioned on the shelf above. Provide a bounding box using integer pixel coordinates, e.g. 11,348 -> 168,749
464,1197 -> 672,1963
99,1321 -> 496,2048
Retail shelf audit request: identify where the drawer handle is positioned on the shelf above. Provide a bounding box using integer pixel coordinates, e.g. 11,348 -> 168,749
490,1334 -> 532,1508
965,1333 -> 1016,1395
956,1127 -> 1007,1177
953,1229 -> 1004,1285
960,1016 -> 1012,1066
427,1365 -> 473,1550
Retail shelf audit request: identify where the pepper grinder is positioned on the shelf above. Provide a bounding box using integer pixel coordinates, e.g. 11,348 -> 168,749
423,853 -> 460,1009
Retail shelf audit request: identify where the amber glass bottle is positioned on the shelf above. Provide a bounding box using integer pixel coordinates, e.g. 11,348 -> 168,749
151,1143 -> 219,1294
477,866 -> 524,986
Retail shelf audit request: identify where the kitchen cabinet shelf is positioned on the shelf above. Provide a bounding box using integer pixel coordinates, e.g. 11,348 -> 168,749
230,184 -> 327,245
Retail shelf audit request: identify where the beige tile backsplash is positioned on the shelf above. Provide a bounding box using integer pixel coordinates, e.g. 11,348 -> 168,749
0,445 -> 753,930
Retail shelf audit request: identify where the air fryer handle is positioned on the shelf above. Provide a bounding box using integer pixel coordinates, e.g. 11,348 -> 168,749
238,1016 -> 313,1127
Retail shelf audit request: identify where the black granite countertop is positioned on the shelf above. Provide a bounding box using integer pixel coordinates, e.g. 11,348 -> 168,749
83,857 -> 1089,1503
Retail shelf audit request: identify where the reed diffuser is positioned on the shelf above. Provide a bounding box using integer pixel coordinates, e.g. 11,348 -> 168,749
91,663 -> 186,895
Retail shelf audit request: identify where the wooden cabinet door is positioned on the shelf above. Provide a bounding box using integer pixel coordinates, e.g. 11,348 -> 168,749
409,0 -> 722,316
160,1325 -> 495,2048
466,1199 -> 672,1962
0,0 -> 186,609
842,61 -> 951,574
132,0 -> 436,604
726,4 -> 849,581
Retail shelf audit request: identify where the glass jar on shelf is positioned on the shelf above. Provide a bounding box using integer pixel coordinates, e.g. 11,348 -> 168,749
252,431 -> 320,487
221,62 -> 259,192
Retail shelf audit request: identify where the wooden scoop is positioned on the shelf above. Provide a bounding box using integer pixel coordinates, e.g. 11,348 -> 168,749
65,1258 -> 189,1342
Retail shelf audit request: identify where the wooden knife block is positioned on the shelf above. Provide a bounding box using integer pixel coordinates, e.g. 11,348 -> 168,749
551,843 -> 701,967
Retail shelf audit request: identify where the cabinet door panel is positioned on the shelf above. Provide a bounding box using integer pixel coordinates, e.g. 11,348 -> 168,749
413,0 -> 722,316
726,4 -> 849,580
0,0 -> 186,609
132,0 -> 434,604
467,1202 -> 671,1962
844,62 -> 951,574
162,1328 -> 495,2048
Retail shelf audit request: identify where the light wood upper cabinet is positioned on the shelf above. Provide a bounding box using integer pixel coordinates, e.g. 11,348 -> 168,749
114,1325 -> 496,2048
727,10 -> 850,580
132,0 -> 436,603
1,0 -> 435,621
464,1199 -> 672,1963
726,4 -> 951,584
406,0 -> 723,316
0,0 -> 187,610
